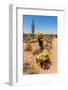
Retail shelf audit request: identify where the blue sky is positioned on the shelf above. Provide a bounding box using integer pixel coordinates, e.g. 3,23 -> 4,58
23,15 -> 57,34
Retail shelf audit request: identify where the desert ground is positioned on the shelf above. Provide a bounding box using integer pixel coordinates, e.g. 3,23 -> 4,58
23,36 -> 57,74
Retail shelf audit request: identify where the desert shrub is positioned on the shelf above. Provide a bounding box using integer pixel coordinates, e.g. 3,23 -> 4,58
23,63 -> 31,72
24,38 -> 32,51
30,39 -> 37,43
44,36 -> 53,51
27,65 -> 39,74
25,44 -> 32,51
23,62 -> 39,74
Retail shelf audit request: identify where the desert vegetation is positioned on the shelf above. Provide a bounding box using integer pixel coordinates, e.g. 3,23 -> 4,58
23,33 -> 57,74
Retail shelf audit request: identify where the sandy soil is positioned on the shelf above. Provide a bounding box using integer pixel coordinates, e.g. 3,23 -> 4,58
23,37 -> 57,74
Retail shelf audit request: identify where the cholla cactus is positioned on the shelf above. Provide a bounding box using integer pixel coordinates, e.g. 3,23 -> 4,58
36,32 -> 45,51
36,49 -> 49,63
36,32 -> 45,38
35,49 -> 51,70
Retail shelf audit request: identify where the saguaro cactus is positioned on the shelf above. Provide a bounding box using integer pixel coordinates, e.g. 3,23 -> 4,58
32,17 -> 35,39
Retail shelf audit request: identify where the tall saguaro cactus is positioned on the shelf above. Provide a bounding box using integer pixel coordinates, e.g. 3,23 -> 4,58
32,17 -> 35,39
